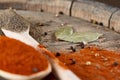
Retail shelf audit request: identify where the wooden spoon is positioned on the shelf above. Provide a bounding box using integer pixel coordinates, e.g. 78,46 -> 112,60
0,28 -> 51,80
1,25 -> 80,80
0,65 -> 51,80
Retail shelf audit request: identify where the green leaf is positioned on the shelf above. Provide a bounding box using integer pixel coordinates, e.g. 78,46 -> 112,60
55,27 -> 102,43
55,27 -> 73,39
63,32 -> 102,43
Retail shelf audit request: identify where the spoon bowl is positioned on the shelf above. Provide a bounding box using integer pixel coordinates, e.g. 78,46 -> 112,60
0,63 -> 51,80
0,29 -> 52,80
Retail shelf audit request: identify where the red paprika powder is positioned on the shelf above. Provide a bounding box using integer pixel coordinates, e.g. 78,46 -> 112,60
57,47 -> 120,80
0,36 -> 48,75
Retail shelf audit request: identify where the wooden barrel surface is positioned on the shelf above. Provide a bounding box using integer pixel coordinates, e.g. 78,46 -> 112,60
0,0 -> 119,33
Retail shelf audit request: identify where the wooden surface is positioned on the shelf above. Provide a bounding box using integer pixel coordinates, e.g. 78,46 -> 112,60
26,0 -> 71,15
4,10 -> 119,52
93,0 -> 120,8
0,6 -> 119,80
0,0 -> 120,33
0,0 -> 119,53
110,10 -> 120,33
72,0 -> 118,27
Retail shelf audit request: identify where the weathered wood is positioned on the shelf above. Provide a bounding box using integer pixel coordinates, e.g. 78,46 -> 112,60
26,1 -> 42,11
0,0 -> 119,33
72,0 -> 118,27
16,10 -> 120,52
0,0 -> 26,10
26,0 -> 71,15
0,0 -> 71,15
0,0 -> 26,3
110,9 -> 120,33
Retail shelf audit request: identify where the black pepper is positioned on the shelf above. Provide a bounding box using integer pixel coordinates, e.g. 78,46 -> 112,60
39,23 -> 44,26
99,22 -> 103,26
59,11 -> 64,15
40,9 -> 44,12
36,22 -> 44,26
95,21 -> 98,25
44,32 -> 48,36
32,67 -> 39,73
70,46 -> 76,52
113,62 -> 119,67
76,42 -> 85,49
70,59 -> 76,65
55,52 -> 61,57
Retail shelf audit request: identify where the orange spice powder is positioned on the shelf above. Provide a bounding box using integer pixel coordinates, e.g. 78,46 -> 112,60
38,44 -> 68,69
57,47 -> 120,80
0,36 -> 48,75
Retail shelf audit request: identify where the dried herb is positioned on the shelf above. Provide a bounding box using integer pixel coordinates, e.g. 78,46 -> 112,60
55,27 -> 102,43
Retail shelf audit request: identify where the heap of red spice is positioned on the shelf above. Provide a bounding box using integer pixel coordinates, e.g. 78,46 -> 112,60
1,36 -> 120,80
55,47 -> 120,80
0,36 -> 48,75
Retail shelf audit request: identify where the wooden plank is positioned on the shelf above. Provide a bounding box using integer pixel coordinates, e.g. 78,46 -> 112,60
0,0 -> 119,33
0,0 -> 27,3
0,0 -> 72,15
26,0 -> 72,15
0,0 -> 26,10
72,0 -> 118,27
110,10 -> 120,33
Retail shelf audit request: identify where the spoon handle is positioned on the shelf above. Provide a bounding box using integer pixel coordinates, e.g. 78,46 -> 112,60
38,45 -> 80,80
1,29 -> 39,48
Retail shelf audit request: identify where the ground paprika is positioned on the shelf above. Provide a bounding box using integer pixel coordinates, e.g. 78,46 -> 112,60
2,35 -> 119,79
0,36 -> 48,75
57,46 -> 120,80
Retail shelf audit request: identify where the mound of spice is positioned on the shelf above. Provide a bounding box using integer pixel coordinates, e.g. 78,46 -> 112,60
56,47 -> 120,80
0,36 -> 48,75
